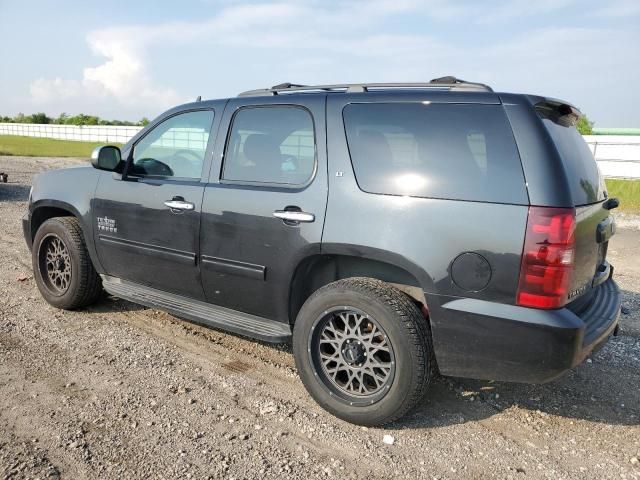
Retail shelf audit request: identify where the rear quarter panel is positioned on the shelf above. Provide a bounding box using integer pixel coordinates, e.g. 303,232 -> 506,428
324,94 -> 529,301
324,95 -> 530,374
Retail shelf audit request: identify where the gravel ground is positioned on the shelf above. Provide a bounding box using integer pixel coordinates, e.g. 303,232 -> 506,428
1,156 -> 639,480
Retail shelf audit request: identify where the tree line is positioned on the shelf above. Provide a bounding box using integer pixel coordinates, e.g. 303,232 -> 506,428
576,116 -> 593,135
0,112 -> 150,127
1,111 -> 594,134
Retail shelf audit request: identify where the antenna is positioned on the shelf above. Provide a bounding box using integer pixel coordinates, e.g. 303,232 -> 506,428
196,95 -> 202,102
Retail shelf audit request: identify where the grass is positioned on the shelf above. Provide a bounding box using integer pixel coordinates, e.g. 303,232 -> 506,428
0,135 -> 122,158
605,179 -> 640,213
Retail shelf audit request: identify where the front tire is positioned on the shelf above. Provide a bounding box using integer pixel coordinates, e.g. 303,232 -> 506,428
32,217 -> 102,310
293,278 -> 435,426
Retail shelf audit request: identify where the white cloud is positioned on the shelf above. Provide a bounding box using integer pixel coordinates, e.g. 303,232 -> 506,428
26,0 -> 640,124
29,25 -> 185,116
591,0 -> 640,17
474,0 -> 578,23
82,29 -> 182,106
31,1 -> 435,114
30,77 -> 81,102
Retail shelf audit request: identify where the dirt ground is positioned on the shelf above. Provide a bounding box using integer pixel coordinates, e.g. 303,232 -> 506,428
1,156 -> 639,480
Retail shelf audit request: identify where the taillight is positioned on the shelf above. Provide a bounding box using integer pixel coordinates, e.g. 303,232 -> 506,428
517,207 -> 576,309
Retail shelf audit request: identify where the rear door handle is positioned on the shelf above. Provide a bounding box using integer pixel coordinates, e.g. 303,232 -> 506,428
164,197 -> 195,212
273,210 -> 315,223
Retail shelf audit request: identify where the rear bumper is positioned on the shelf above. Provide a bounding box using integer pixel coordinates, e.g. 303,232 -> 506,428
429,277 -> 621,383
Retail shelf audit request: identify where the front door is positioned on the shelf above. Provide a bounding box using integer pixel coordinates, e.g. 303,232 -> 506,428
200,95 -> 328,322
93,108 -> 217,299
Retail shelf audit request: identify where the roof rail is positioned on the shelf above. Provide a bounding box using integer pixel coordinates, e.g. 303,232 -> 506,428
238,76 -> 493,97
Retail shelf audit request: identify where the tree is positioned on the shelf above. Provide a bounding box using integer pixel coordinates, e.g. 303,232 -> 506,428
67,114 -> 100,126
577,115 -> 594,135
56,112 -> 69,124
28,112 -> 51,124
138,117 -> 150,126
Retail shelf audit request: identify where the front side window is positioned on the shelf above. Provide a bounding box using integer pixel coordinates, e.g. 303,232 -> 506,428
131,110 -> 214,179
343,103 -> 527,204
222,106 -> 315,185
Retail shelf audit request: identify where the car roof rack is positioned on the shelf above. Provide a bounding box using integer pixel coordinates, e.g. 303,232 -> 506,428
238,76 -> 493,97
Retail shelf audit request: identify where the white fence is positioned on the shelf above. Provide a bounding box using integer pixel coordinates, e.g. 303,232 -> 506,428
1,123 -> 639,179
583,135 -> 640,179
0,122 -> 142,144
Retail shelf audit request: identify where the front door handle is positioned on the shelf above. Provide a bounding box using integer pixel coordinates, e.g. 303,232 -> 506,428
273,210 -> 315,223
164,197 -> 195,212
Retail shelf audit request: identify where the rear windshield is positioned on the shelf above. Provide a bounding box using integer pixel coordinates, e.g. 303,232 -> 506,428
342,103 -> 527,204
537,106 -> 605,205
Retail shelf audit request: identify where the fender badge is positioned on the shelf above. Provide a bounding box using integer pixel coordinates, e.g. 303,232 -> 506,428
97,216 -> 118,233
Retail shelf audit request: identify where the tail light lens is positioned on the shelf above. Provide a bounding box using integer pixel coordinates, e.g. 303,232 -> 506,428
517,207 -> 576,309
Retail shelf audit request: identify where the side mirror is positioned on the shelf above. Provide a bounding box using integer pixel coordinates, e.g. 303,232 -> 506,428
91,145 -> 122,171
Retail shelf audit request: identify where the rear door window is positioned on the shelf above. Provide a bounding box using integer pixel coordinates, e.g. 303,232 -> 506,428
222,106 -> 316,185
342,103 -> 527,204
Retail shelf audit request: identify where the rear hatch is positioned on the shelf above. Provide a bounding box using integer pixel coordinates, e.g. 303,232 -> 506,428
536,101 -> 615,311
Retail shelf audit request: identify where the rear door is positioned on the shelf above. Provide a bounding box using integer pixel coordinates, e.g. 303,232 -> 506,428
537,102 -> 614,305
93,108 -> 219,299
199,95 -> 328,322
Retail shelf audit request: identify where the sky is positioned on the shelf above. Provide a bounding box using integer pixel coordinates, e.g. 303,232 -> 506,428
0,0 -> 639,126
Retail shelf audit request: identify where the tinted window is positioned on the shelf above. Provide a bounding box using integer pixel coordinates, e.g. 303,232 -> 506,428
343,103 -> 527,203
132,110 -> 214,179
223,106 -> 315,185
537,106 -> 605,205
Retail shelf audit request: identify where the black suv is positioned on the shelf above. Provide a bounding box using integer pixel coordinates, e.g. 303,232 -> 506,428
23,77 -> 621,425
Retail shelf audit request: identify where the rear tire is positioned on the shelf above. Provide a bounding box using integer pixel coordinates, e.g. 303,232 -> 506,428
32,217 -> 102,310
293,277 -> 435,426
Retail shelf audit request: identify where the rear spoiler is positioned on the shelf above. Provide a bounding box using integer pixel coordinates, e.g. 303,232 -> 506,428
534,99 -> 582,127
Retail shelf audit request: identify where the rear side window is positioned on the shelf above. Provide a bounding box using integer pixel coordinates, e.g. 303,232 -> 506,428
536,105 -> 605,205
343,103 -> 527,204
222,106 -> 315,185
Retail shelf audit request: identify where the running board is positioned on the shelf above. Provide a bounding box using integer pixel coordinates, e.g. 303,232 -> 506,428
101,275 -> 291,343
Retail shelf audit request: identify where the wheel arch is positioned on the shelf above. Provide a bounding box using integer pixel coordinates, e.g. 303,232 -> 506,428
30,200 -> 81,241
288,251 -> 431,325
29,199 -> 104,274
